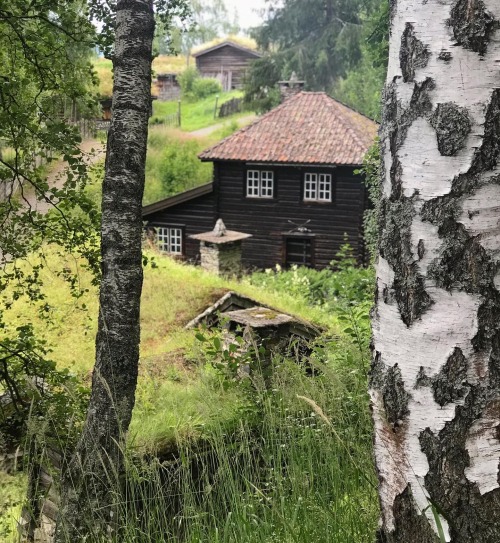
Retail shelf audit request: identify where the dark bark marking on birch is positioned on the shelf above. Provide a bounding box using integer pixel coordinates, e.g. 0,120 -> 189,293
400,23 -> 431,83
420,390 -> 500,542
429,102 -> 471,156
433,347 -> 469,406
379,486 -> 441,543
438,50 -> 453,62
380,198 -> 433,326
383,364 -> 410,425
427,222 -> 494,293
449,0 -> 499,56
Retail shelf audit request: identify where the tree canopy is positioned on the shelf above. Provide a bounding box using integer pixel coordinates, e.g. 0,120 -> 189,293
245,0 -> 388,118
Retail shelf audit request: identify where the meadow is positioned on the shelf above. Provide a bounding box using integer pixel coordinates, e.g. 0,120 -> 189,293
0,245 -> 378,542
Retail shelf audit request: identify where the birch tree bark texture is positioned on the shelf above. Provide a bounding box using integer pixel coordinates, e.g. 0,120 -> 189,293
54,1 -> 155,540
371,1 -> 500,542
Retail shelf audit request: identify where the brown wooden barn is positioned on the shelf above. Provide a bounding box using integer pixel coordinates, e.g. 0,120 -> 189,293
155,73 -> 181,101
142,88 -> 378,270
193,41 -> 262,91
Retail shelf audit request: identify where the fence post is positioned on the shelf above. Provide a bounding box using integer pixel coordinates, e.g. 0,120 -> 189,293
214,95 -> 219,119
178,100 -> 181,128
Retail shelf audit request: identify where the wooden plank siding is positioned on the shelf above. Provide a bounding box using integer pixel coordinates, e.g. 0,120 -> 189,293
195,46 -> 259,90
144,191 -> 216,262
143,162 -> 367,270
214,162 -> 367,270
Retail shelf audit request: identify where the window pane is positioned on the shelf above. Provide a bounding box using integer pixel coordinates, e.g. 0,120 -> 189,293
247,170 -> 260,197
318,174 -> 332,201
155,227 -> 182,254
261,171 -> 274,197
170,228 -> 182,254
156,227 -> 169,252
304,173 -> 317,200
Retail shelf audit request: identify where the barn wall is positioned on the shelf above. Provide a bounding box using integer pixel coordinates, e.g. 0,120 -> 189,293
195,46 -> 259,89
143,192 -> 216,262
215,162 -> 366,270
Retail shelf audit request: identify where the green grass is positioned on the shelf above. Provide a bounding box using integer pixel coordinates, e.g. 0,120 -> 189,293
0,470 -> 26,543
144,120 -> 241,205
151,91 -> 247,132
1,249 -> 378,542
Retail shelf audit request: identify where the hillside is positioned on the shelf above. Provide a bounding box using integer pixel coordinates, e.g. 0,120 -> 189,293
0,248 -> 377,542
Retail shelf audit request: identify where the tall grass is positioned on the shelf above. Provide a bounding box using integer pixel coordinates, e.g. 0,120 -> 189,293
116,344 -> 378,543
3,251 -> 378,542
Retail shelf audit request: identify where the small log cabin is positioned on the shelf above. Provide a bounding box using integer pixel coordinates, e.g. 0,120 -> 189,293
155,73 -> 181,101
193,41 -> 262,91
143,88 -> 378,270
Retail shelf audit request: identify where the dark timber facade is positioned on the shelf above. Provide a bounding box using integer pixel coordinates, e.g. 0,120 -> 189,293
193,41 -> 262,91
143,92 -> 378,270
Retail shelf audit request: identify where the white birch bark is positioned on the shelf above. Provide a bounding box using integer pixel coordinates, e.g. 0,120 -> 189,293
54,1 -> 155,540
372,1 -> 500,542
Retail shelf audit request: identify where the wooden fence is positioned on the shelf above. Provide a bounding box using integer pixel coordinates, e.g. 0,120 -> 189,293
151,101 -> 181,128
218,97 -> 244,118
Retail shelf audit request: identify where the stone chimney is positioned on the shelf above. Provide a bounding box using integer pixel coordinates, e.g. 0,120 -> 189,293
190,220 -> 252,277
278,72 -> 305,102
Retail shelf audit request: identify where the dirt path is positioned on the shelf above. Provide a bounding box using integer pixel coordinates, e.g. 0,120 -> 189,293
189,114 -> 257,137
22,138 -> 106,214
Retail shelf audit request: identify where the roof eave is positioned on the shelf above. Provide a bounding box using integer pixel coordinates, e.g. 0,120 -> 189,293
142,182 -> 214,217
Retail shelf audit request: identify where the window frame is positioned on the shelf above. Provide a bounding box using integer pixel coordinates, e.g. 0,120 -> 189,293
245,169 -> 275,199
155,225 -> 184,256
303,172 -> 333,203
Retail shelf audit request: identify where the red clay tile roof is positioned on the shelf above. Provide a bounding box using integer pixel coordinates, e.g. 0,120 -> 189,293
199,92 -> 378,166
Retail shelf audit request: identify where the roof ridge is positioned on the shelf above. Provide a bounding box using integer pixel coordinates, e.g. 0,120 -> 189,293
199,91 -> 378,165
193,40 -> 261,58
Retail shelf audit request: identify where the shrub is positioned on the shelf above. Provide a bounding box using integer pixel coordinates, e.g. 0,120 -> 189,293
248,242 -> 375,309
192,77 -> 222,100
177,66 -> 199,96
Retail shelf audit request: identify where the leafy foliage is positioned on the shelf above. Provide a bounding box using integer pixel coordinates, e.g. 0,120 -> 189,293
245,0 -> 366,111
178,67 -> 222,100
333,0 -> 389,119
0,325 -> 89,451
245,0 -> 388,117
249,243 -> 375,309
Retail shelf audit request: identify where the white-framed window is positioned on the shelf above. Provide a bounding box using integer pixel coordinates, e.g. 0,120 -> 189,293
246,170 -> 274,198
156,226 -> 183,255
304,173 -> 332,202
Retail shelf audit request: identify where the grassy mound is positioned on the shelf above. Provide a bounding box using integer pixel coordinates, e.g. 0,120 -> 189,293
1,249 -> 378,542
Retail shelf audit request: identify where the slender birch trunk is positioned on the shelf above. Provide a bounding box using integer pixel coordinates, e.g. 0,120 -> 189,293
54,1 -> 154,540
371,1 -> 500,542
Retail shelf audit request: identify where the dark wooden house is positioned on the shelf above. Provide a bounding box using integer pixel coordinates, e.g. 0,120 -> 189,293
142,91 -> 378,270
193,41 -> 262,91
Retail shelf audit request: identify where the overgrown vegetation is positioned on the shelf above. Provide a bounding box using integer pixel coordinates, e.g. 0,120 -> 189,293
0,246 -> 377,542
178,67 -> 222,100
150,90 -> 248,131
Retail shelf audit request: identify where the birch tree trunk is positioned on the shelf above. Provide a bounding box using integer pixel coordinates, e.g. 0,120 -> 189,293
54,1 -> 154,540
371,1 -> 500,542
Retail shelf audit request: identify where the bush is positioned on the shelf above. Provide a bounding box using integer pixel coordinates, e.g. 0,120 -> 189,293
144,131 -> 213,202
177,66 -> 199,96
192,77 -> 222,100
178,67 -> 222,101
248,242 -> 375,309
